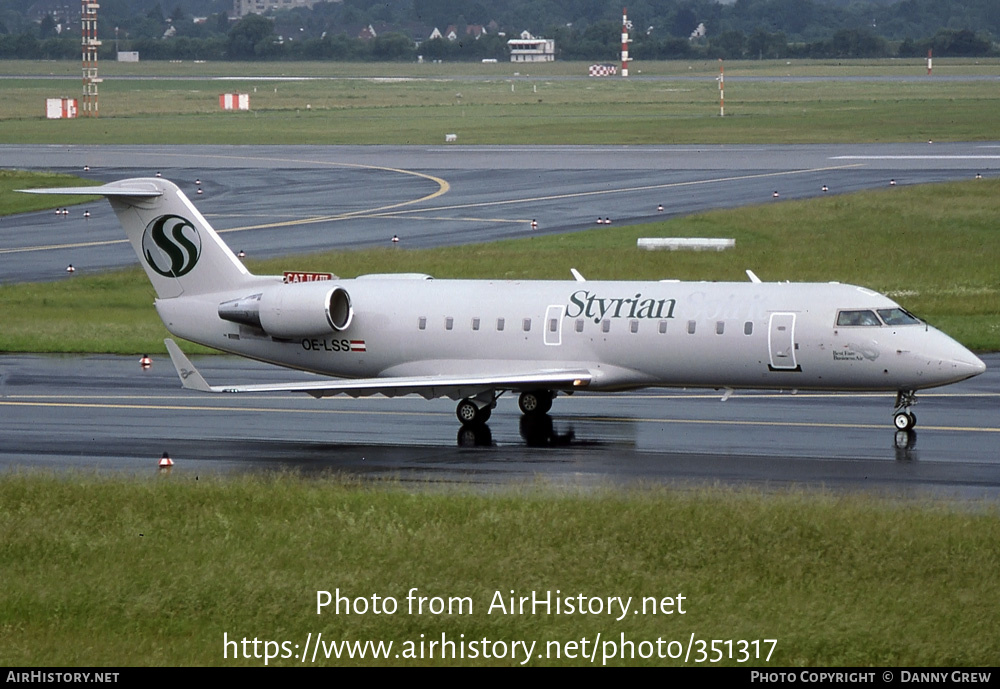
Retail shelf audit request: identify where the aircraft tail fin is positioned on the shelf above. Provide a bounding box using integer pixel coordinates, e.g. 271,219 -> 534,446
21,178 -> 252,298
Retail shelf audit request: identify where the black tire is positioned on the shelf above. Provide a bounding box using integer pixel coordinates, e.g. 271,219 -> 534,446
893,411 -> 915,431
457,399 -> 480,426
519,390 -> 552,415
457,399 -> 491,426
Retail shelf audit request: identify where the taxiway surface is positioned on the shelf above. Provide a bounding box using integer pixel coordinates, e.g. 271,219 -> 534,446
2,143 -> 997,283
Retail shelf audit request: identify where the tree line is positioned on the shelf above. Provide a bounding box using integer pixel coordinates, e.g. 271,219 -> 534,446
0,0 -> 995,61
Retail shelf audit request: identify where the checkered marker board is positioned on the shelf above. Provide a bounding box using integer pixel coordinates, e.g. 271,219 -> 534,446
588,64 -> 617,76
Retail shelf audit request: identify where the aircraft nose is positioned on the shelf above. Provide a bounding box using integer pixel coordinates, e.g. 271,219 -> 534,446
929,334 -> 986,383
966,352 -> 987,377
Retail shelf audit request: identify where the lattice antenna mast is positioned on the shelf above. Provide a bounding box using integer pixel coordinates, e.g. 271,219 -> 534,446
81,1 -> 101,117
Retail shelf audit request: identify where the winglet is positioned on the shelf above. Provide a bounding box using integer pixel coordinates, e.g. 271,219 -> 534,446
164,339 -> 213,392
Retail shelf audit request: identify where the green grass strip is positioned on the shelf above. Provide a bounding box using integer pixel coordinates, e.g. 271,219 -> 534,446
1,59 -> 998,144
1,472 -> 997,666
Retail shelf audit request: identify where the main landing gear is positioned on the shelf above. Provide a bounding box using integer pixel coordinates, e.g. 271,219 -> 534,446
517,390 -> 553,416
456,389 -> 555,427
456,394 -> 494,425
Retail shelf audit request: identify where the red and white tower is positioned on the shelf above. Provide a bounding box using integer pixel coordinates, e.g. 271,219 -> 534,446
81,1 -> 101,117
621,8 -> 630,77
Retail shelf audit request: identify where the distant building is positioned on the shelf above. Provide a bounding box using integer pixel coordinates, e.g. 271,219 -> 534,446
507,34 -> 555,62
232,0 -> 320,19
27,1 -> 76,22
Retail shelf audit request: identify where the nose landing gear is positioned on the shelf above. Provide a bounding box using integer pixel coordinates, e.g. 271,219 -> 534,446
893,390 -> 917,431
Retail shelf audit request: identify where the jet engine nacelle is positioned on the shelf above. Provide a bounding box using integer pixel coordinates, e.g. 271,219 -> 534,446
218,282 -> 353,338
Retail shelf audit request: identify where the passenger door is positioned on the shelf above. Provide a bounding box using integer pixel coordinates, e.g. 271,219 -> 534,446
768,312 -> 798,370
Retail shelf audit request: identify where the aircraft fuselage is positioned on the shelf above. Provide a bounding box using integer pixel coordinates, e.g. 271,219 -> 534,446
157,278 -> 983,394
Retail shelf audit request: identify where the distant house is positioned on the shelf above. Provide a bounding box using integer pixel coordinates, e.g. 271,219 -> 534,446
27,1 -> 76,22
430,24 -> 487,42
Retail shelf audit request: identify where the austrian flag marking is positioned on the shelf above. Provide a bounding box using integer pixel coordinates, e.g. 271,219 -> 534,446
349,340 -> 367,352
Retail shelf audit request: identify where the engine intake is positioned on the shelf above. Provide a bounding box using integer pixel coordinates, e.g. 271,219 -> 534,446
218,284 -> 353,338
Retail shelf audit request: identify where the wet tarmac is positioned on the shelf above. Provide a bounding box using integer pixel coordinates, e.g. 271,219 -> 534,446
1,353 -> 996,498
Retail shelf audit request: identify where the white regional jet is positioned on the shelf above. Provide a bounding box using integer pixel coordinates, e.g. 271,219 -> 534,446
26,178 -> 985,442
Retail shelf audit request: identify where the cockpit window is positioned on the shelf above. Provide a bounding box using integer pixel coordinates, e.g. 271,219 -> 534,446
836,310 -> 881,326
877,308 -> 921,326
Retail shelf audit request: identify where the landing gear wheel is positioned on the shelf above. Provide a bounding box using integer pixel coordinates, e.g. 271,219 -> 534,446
518,390 -> 552,416
456,398 -> 491,426
893,391 -> 918,431
893,411 -> 916,431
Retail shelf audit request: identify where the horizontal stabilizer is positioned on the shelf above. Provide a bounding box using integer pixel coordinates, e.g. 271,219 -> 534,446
163,339 -> 591,401
23,177 -> 253,298
18,182 -> 163,198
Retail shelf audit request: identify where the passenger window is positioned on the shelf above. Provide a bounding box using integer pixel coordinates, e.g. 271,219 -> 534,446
601,320 -> 610,333
445,317 -> 453,331
630,320 -> 639,333
549,318 -> 558,333
744,321 -> 753,335
575,319 -> 584,333
523,318 -> 531,332
496,318 -> 505,331
472,317 -> 480,331
836,310 -> 881,326
716,321 -> 725,335
658,321 -> 668,334
687,320 -> 696,335
418,317 -> 426,330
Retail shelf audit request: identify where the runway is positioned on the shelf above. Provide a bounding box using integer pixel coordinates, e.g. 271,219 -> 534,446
1,352 -> 997,497
1,144 -> 996,494
1,143 -> 997,283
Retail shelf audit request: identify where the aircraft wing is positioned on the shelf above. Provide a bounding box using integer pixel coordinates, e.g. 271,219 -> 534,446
165,339 -> 591,400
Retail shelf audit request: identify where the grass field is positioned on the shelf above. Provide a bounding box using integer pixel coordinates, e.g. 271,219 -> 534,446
2,473 -> 998,666
1,59 -> 998,144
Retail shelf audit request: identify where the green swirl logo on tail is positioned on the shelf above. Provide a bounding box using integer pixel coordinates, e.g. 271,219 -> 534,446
141,215 -> 202,278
